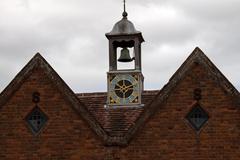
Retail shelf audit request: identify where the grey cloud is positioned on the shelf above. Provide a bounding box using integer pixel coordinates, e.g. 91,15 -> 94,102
0,0 -> 239,93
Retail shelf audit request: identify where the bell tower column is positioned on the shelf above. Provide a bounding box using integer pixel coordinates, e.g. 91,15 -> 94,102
134,39 -> 142,71
109,39 -> 117,71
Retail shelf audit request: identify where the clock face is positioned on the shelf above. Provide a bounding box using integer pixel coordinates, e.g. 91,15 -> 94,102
108,74 -> 140,105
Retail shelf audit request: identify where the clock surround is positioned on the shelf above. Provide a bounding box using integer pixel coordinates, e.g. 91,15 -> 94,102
107,71 -> 143,106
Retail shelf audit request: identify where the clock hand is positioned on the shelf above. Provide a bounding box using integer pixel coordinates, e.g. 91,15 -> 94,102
114,88 -> 122,91
116,83 -> 122,89
125,83 -> 136,89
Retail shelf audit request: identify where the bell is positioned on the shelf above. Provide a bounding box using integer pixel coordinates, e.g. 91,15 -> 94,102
118,47 -> 133,62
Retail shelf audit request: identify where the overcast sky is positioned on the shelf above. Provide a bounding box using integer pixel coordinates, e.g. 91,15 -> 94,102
0,0 -> 240,93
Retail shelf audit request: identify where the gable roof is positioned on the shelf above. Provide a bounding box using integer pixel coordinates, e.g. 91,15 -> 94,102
0,53 -> 108,143
121,47 -> 240,145
1,47 -> 239,146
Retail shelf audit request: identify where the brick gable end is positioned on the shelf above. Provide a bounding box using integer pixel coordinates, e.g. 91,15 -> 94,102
0,66 -> 105,159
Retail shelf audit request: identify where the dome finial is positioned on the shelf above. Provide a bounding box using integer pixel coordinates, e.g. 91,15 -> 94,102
122,0 -> 128,18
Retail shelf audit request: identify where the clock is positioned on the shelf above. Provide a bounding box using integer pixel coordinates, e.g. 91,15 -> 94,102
108,73 -> 141,106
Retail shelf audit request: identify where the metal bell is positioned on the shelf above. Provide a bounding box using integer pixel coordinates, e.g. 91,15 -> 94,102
118,47 -> 133,62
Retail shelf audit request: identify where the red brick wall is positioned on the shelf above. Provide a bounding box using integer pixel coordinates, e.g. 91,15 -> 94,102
0,67 -> 104,160
115,64 -> 240,159
0,64 -> 239,160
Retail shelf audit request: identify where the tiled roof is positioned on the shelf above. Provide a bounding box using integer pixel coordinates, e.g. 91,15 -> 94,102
77,90 -> 159,137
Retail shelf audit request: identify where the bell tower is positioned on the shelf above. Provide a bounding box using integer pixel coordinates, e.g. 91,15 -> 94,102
106,1 -> 144,107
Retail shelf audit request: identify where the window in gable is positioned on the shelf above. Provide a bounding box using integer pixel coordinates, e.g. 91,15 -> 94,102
186,104 -> 209,131
25,106 -> 48,134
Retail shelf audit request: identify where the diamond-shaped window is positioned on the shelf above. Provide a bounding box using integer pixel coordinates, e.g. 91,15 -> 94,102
25,106 -> 48,134
186,104 -> 209,131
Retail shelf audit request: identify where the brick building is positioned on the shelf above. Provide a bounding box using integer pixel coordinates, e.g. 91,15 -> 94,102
0,5 -> 240,160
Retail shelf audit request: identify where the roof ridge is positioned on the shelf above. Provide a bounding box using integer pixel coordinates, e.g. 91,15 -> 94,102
76,90 -> 160,98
